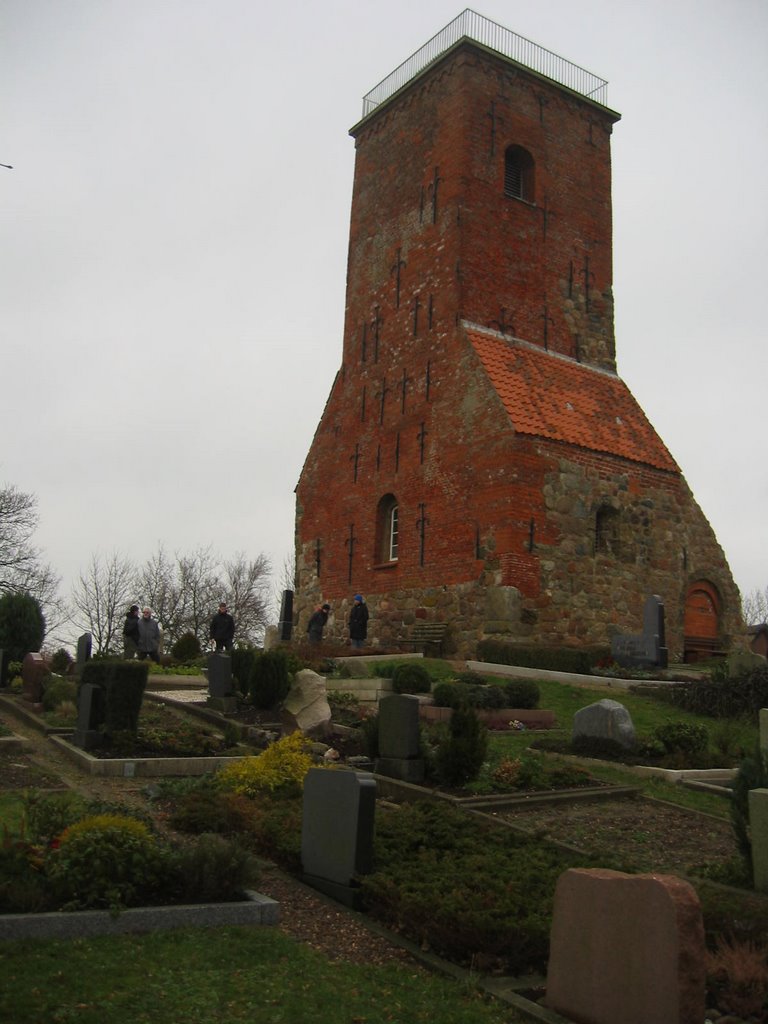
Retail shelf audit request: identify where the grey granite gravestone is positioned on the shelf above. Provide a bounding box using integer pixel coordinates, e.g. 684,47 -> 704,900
611,594 -> 668,670
206,653 -> 236,711
301,767 -> 376,907
278,589 -> 294,642
573,698 -> 636,750
73,683 -> 105,750
75,632 -> 92,676
21,652 -> 47,703
375,693 -> 424,783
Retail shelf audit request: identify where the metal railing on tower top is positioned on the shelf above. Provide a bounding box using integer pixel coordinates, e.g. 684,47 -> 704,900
361,9 -> 609,117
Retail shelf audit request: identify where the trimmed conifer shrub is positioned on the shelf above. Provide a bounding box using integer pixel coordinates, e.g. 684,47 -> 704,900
249,649 -> 290,709
391,662 -> 431,694
435,704 -> 488,786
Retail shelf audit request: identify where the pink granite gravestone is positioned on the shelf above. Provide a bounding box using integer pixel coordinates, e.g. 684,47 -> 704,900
545,868 -> 705,1024
21,652 -> 48,703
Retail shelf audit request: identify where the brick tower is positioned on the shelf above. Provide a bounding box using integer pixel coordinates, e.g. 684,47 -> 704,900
295,12 -> 740,658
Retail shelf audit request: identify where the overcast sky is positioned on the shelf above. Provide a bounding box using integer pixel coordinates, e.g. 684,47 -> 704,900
2,0 -> 766,637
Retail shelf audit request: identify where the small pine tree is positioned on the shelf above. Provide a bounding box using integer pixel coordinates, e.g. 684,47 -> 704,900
436,704 -> 489,787
0,592 -> 45,664
249,649 -> 290,709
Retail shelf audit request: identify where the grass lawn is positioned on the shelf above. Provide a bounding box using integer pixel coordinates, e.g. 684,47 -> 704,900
0,927 -> 524,1024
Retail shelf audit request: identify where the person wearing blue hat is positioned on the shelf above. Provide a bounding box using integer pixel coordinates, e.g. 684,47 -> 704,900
349,594 -> 369,649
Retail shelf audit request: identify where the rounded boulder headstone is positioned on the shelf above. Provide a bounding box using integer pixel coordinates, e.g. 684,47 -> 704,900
572,698 -> 636,750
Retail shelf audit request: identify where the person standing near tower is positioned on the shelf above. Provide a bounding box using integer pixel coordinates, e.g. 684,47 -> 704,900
349,594 -> 369,649
210,602 -> 235,652
307,603 -> 331,644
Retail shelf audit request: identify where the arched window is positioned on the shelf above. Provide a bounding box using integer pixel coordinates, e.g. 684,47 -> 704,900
504,145 -> 534,202
375,494 -> 399,564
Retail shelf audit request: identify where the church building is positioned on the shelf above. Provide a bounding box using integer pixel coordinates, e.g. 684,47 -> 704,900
294,11 -> 741,659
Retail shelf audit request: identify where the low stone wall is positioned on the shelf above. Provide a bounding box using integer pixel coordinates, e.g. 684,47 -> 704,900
0,890 -> 279,942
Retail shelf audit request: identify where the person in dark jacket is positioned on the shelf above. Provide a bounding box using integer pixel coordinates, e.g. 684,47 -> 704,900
307,603 -> 330,644
349,594 -> 369,649
137,607 -> 161,663
210,602 -> 235,652
123,604 -> 140,659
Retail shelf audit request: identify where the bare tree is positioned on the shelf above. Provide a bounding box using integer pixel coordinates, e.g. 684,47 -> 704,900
0,483 -> 61,637
271,549 -> 296,625
136,545 -> 187,643
176,546 -> 219,647
70,552 -> 137,654
223,552 -> 272,646
743,586 -> 768,625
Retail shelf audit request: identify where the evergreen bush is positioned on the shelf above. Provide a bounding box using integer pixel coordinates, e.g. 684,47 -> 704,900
49,648 -> 73,675
475,639 -> 608,674
501,679 -> 540,708
170,631 -> 201,662
0,592 -> 45,664
41,678 -> 77,712
391,662 -> 431,694
655,666 -> 768,719
654,721 -> 708,756
730,747 -> 768,876
216,732 -> 313,797
435,705 -> 488,786
230,646 -> 258,695
166,834 -> 261,903
249,649 -> 290,709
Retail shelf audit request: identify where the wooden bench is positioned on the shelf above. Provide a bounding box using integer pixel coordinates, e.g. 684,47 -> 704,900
400,622 -> 449,658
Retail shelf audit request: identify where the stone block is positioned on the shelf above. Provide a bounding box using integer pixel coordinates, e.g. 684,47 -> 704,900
207,653 -> 233,698
546,868 -> 705,1024
282,669 -> 331,738
21,652 -> 48,702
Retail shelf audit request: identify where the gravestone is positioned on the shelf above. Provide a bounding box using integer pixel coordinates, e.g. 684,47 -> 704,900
301,767 -> 376,907
572,698 -> 636,750
21,652 -> 48,703
278,589 -> 294,642
75,632 -> 92,676
749,788 -> 768,893
375,693 -> 425,782
206,653 -> 236,711
611,594 -> 668,670
72,683 -> 105,750
546,868 -> 705,1024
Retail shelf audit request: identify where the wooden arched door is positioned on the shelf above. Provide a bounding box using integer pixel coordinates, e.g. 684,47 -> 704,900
683,581 -> 720,662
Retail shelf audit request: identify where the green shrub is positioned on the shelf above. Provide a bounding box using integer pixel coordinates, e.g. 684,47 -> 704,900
41,678 -> 77,712
24,792 -> 90,845
431,681 -> 463,708
171,631 -> 202,662
166,834 -> 261,903
49,649 -> 73,674
435,705 -> 488,786
654,721 -> 708,756
731,747 -> 768,876
0,834 -> 52,913
392,662 -> 431,694
216,732 -> 313,797
79,659 -> 149,736
168,789 -> 256,835
656,666 -> 768,719
453,671 -> 486,686
48,814 -> 165,910
360,800 -> 591,975
501,679 -> 540,708
230,646 -> 257,694
475,639 -> 608,674
249,649 -> 290,709
0,592 -> 45,665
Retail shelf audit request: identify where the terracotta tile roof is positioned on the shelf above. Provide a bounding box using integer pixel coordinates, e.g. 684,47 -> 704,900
466,327 -> 679,473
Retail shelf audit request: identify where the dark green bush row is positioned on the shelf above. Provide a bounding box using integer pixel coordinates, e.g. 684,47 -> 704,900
475,639 -> 610,674
654,666 -> 768,719
360,801 -> 596,975
431,679 -> 540,709
433,706 -> 488,786
80,660 -> 149,734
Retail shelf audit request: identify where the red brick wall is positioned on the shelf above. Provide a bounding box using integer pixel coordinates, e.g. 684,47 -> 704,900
295,41 -> 741,658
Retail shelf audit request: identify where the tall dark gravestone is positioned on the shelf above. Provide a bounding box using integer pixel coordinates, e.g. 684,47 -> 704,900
75,632 -> 92,677
301,768 -> 376,908
375,693 -> 425,782
73,683 -> 105,750
611,595 -> 668,670
278,589 -> 294,642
